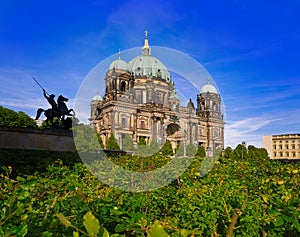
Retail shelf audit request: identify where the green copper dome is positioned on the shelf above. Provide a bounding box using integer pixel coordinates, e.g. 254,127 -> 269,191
200,78 -> 218,94
109,51 -> 128,71
128,55 -> 171,82
91,94 -> 103,103
128,31 -> 171,83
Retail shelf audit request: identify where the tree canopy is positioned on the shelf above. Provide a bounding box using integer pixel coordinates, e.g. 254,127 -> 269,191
106,134 -> 120,150
0,106 -> 37,128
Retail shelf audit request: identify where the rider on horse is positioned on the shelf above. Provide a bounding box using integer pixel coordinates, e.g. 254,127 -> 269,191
43,89 -> 58,110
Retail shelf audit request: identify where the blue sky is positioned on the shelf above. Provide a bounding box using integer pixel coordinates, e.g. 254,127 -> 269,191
1,0 -> 300,148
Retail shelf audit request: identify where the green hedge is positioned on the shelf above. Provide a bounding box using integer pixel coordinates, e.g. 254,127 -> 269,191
0,148 -> 299,236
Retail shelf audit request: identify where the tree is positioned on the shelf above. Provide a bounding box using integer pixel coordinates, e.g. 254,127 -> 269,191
122,134 -> 134,151
96,132 -> 104,149
149,139 -> 160,155
161,140 -> 173,156
186,143 -> 197,157
106,134 -> 120,150
195,145 -> 206,158
73,124 -> 102,152
233,144 -> 248,159
138,137 -> 146,146
136,137 -> 148,156
0,106 -> 37,128
223,146 -> 233,158
175,141 -> 184,156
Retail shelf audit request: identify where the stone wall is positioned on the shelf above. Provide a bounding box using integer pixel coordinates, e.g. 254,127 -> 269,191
0,126 -> 75,151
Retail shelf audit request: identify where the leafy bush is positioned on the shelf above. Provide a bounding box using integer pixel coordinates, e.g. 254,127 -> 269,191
122,134 -> 134,151
161,140 -> 173,156
0,106 -> 37,128
0,147 -> 299,236
106,134 -> 120,150
195,145 -> 206,158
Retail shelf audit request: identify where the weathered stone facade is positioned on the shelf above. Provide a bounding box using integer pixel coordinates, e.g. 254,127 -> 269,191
90,33 -> 224,156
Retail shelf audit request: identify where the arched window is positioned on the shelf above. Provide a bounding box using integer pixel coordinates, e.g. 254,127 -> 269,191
120,81 -> 126,92
213,102 -> 217,111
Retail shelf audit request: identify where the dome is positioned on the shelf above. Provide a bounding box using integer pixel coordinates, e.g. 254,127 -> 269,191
109,58 -> 128,71
91,94 -> 103,103
128,31 -> 171,83
109,51 -> 128,71
200,81 -> 218,94
128,55 -> 171,82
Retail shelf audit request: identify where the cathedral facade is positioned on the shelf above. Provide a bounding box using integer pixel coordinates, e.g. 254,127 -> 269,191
90,33 -> 224,157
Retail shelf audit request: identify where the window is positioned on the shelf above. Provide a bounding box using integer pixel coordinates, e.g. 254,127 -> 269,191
141,121 -> 145,129
136,90 -> 141,103
292,144 -> 295,149
273,145 -> 276,149
121,117 -> 126,126
120,81 -> 126,92
142,90 -> 146,103
285,145 -> 289,149
279,152 -> 283,157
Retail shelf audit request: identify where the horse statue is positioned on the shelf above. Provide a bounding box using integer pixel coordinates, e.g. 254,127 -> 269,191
35,94 -> 75,129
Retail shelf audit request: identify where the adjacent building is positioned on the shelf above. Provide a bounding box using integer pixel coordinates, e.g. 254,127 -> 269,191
90,33 -> 224,156
263,134 -> 300,160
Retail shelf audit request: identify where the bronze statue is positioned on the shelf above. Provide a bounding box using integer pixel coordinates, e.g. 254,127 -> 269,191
34,77 -> 75,129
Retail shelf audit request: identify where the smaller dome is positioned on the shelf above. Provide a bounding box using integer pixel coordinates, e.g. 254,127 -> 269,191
91,94 -> 103,103
109,58 -> 128,71
200,84 -> 218,94
109,50 -> 128,71
200,78 -> 218,94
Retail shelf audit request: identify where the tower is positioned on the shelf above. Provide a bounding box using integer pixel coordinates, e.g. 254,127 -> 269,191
197,78 -> 224,157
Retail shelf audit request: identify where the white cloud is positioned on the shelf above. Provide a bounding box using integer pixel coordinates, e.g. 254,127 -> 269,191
225,116 -> 282,148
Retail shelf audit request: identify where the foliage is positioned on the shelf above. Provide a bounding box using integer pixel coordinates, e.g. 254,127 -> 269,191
195,145 -> 206,158
161,140 -> 173,156
122,134 -> 134,151
0,106 -> 37,128
223,146 -> 233,158
73,124 -> 103,152
106,134 -> 120,150
149,139 -> 160,154
109,154 -> 170,172
175,141 -> 184,157
137,137 -> 146,146
186,143 -> 197,157
96,133 -> 104,149
58,211 -> 169,237
233,144 -> 248,159
0,147 -> 299,236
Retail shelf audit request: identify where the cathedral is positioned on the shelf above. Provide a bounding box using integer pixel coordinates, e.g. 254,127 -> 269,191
90,33 -> 224,157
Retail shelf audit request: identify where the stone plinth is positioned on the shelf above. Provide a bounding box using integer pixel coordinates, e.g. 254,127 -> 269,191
0,126 -> 75,151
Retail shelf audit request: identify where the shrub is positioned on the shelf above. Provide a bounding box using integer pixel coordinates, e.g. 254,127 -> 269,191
106,134 -> 120,150
161,140 -> 173,156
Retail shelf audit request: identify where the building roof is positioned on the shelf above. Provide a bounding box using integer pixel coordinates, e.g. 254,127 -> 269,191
127,31 -> 171,82
109,50 -> 128,71
200,78 -> 218,94
91,93 -> 103,103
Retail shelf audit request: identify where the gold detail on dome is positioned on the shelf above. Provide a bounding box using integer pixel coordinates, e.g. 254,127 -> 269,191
142,30 -> 151,56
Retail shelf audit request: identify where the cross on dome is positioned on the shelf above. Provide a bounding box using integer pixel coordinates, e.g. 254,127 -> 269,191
142,30 -> 151,56
118,49 -> 121,59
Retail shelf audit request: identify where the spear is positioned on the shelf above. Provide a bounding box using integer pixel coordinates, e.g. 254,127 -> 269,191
33,77 -> 50,96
